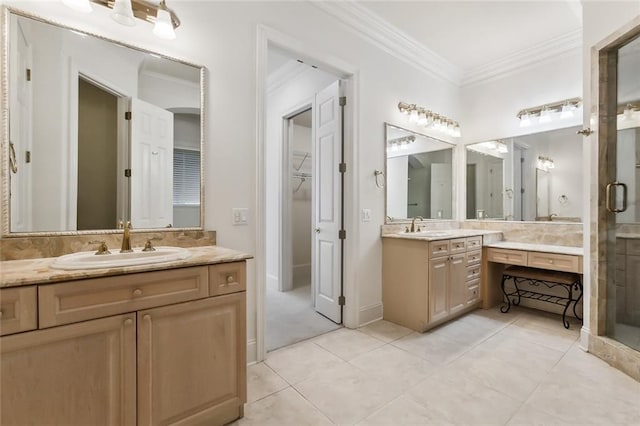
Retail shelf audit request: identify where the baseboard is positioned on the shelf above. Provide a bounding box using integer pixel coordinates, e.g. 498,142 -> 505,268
358,303 -> 383,327
292,263 -> 311,287
266,274 -> 279,292
587,332 -> 640,382
247,338 -> 257,365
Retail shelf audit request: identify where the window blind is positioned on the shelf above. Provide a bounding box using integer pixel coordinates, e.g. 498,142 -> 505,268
173,148 -> 200,205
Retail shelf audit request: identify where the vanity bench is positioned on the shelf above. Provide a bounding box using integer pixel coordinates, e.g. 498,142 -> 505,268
482,242 -> 584,325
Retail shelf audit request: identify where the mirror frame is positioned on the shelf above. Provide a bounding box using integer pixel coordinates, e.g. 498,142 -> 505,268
384,122 -> 457,223
462,124 -> 584,224
0,7 -> 206,237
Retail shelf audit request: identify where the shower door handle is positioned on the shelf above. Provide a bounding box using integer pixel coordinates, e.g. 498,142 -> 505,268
605,182 -> 628,213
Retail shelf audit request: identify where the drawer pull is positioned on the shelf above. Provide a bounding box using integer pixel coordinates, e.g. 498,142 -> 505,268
124,318 -> 133,326
439,247 -> 443,251
0,309 -> 3,318
132,288 -> 143,297
549,260 -> 554,264
226,275 -> 234,283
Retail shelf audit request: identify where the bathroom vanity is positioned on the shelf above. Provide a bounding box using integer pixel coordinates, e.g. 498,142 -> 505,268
0,246 -> 250,426
382,231 -> 487,332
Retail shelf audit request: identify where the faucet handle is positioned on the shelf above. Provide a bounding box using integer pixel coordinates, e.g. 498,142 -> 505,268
125,221 -> 133,230
89,240 -> 111,255
142,239 -> 157,252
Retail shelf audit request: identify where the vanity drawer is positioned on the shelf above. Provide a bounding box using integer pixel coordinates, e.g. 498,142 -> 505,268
466,237 -> 482,251
429,240 -> 450,258
467,250 -> 482,265
0,287 -> 37,336
209,261 -> 247,296
467,264 -> 481,281
527,252 -> 580,273
486,248 -> 527,266
39,266 -> 209,328
450,238 -> 466,254
467,278 -> 480,289
467,285 -> 480,303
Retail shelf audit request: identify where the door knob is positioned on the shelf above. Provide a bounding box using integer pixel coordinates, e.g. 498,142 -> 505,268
315,227 -> 320,233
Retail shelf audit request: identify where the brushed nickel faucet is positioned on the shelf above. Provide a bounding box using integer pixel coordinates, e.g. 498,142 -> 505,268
120,221 -> 133,253
410,216 -> 423,232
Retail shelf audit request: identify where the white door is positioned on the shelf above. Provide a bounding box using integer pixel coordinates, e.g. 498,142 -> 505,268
9,16 -> 32,232
130,98 -> 174,228
487,159 -> 504,218
313,80 -> 343,323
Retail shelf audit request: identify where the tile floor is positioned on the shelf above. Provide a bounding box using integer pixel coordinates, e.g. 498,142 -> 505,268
234,307 -> 640,425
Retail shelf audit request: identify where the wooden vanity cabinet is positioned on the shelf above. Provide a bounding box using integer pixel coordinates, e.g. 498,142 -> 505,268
383,236 -> 483,332
0,262 -> 247,426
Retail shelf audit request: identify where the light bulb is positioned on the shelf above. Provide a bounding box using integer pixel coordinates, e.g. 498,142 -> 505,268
111,0 -> 136,26
623,104 -> 634,121
409,109 -> 418,123
560,102 -> 575,119
154,4 -> 176,40
417,111 -> 427,126
520,112 -> 531,127
497,142 -> 508,154
539,107 -> 552,123
453,123 -> 461,137
547,159 -> 555,169
62,0 -> 92,13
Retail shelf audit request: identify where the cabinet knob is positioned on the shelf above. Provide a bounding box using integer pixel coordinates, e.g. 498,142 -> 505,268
549,260 -> 554,264
0,309 -> 3,318
124,318 -> 133,326
226,275 -> 234,283
133,288 -> 143,297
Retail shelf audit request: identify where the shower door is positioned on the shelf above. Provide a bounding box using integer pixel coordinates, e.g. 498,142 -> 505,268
606,33 -> 640,351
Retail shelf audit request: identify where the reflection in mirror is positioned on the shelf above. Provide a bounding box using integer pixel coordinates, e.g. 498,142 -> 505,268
385,124 -> 455,221
466,126 -> 582,222
6,12 -> 203,234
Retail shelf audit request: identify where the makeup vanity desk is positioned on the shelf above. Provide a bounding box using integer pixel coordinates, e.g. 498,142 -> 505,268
481,241 -> 584,311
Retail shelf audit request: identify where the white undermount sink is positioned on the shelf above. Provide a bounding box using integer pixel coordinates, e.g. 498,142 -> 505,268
399,230 -> 454,238
51,246 -> 192,270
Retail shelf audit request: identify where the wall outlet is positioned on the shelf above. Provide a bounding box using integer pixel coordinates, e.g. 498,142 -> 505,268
361,208 -> 372,222
233,208 -> 249,225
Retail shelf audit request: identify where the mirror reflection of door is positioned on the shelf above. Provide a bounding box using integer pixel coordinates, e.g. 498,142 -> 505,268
77,78 -> 119,230
536,169 -> 550,219
466,164 -> 477,219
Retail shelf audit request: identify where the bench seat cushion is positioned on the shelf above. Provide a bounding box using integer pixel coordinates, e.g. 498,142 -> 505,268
503,265 -> 580,285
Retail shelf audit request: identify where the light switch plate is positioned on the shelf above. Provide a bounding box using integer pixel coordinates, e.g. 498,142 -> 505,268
233,208 -> 249,225
361,209 -> 372,222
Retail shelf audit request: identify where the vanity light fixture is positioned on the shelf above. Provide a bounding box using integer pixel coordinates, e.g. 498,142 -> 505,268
517,97 -> 582,127
622,104 -> 637,120
496,140 -> 509,154
62,0 -> 181,39
387,135 -> 416,151
537,156 -> 555,171
398,102 -> 461,138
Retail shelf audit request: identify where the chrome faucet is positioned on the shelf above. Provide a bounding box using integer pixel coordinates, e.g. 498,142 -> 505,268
410,216 -> 424,232
120,221 -> 133,253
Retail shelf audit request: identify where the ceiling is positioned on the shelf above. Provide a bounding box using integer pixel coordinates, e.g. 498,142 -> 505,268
356,1 -> 582,74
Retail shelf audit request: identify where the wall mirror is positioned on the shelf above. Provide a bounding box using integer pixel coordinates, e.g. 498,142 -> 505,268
3,10 -> 204,235
465,126 -> 582,222
385,123 -> 455,221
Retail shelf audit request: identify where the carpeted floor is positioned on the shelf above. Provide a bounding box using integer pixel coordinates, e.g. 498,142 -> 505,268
266,284 -> 342,352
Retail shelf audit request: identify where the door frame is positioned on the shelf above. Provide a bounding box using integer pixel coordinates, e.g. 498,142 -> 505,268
280,101 -> 313,294
256,25 -> 359,362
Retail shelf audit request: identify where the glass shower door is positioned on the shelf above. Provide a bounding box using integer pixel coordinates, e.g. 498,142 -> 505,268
607,34 -> 640,351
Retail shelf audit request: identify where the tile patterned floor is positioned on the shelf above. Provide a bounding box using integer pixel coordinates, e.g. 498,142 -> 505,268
233,307 -> 640,425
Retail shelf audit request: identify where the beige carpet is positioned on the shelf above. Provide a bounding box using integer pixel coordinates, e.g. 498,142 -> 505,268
266,284 -> 341,352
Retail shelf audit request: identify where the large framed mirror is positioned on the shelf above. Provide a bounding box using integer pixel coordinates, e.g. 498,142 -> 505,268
2,9 -> 204,235
385,123 -> 455,221
465,126 -> 583,222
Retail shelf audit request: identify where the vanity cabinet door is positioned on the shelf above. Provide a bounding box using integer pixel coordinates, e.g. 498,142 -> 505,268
429,257 -> 449,323
0,314 -> 136,426
448,254 -> 467,315
137,292 -> 247,426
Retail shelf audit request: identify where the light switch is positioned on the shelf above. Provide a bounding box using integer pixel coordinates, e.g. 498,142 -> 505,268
361,208 -> 372,222
233,208 -> 248,225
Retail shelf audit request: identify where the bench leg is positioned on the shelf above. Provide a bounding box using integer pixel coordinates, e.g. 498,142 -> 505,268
500,275 -> 512,313
573,278 -> 583,321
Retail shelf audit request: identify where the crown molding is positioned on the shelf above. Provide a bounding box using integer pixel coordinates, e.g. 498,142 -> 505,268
461,28 -> 583,87
266,59 -> 310,94
311,1 -> 463,86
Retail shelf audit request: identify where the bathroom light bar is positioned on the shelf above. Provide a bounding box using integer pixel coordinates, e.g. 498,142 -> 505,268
63,0 -> 180,39
387,135 -> 416,152
398,102 -> 461,138
517,97 -> 582,127
537,156 -> 555,171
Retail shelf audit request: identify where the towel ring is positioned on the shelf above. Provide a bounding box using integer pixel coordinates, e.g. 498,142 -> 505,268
374,169 -> 385,188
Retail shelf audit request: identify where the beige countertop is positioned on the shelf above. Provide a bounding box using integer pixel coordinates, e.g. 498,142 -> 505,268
617,233 -> 640,239
485,241 -> 583,256
0,245 -> 253,288
382,229 -> 503,242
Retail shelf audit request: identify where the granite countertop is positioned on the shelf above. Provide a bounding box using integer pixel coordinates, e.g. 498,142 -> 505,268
0,245 -> 253,288
617,233 -> 640,239
485,241 -> 583,256
382,229 -> 503,243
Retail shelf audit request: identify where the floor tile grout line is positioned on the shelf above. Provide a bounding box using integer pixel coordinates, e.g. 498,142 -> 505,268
288,384 -> 339,425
